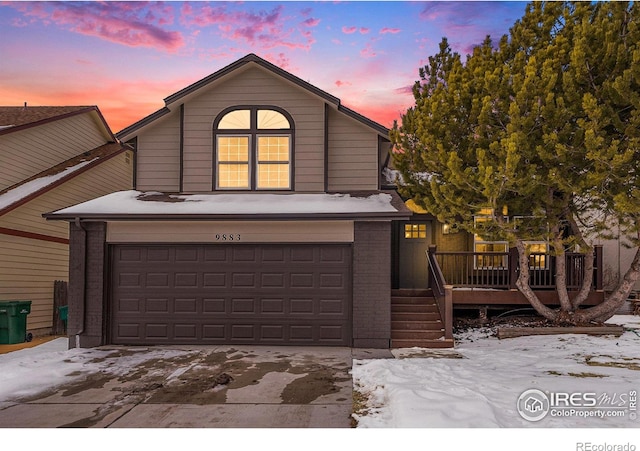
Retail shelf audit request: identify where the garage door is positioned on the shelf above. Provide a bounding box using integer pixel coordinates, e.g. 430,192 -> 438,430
110,244 -> 352,346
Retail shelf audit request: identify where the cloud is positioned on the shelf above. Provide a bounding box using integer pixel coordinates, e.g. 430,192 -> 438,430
419,2 -> 522,54
303,18 -> 321,27
394,85 -> 414,95
7,2 -> 184,52
335,80 -> 352,87
263,53 -> 295,72
360,42 -> 377,59
342,26 -> 369,35
380,27 -> 401,34
180,3 -> 317,51
0,73 -> 200,132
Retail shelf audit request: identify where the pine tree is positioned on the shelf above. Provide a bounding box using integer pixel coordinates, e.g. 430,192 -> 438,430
391,1 -> 640,323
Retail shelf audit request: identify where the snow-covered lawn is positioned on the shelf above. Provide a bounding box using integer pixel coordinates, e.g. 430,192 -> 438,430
2,316 -> 640,449
353,315 -> 640,430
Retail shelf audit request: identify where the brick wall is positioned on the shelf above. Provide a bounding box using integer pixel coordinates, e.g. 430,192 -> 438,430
352,221 -> 391,348
68,221 -> 106,348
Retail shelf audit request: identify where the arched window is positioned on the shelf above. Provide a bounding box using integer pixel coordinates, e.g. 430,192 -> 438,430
214,107 -> 293,190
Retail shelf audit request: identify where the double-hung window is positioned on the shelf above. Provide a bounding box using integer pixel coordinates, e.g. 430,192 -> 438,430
214,107 -> 293,190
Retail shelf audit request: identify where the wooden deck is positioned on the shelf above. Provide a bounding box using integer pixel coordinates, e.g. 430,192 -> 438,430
423,245 -> 608,346
451,288 -> 605,306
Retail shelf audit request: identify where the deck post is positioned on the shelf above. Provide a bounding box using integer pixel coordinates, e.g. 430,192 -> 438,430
595,245 -> 603,291
508,247 -> 519,290
444,285 -> 453,340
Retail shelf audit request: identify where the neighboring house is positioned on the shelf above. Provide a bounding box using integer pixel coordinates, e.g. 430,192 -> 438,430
0,106 -> 133,336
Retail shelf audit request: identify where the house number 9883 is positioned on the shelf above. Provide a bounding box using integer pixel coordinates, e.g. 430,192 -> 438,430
215,234 -> 241,241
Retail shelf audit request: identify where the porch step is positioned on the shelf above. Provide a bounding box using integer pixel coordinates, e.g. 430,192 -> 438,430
391,338 -> 455,349
391,320 -> 443,331
390,291 -> 453,349
391,330 -> 446,340
391,302 -> 440,313
391,312 -> 442,322
392,289 -> 433,297
391,296 -> 440,306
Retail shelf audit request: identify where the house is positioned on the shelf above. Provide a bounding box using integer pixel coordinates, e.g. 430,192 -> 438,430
43,55 -> 614,350
45,54 -> 421,349
0,105 -> 133,336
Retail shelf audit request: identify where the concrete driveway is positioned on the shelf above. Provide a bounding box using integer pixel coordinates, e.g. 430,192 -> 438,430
0,345 -> 389,428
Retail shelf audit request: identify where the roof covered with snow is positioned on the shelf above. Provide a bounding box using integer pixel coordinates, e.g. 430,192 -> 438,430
44,190 -> 411,221
0,142 -> 127,215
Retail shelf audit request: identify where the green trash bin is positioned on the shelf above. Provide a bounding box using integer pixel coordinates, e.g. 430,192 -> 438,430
0,301 -> 32,344
58,305 -> 68,332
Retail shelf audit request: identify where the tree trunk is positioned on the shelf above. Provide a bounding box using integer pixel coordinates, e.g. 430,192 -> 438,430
573,246 -> 640,323
567,213 -> 594,309
514,239 -> 557,320
552,237 -> 574,312
571,250 -> 594,309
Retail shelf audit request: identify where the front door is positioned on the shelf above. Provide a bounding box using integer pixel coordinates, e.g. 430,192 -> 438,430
398,221 -> 432,289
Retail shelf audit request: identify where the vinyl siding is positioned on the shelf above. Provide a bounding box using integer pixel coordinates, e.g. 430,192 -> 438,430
0,112 -> 110,191
0,234 -> 68,332
107,220 -> 354,243
135,112 -> 181,191
182,65 -> 325,192
327,107 -> 379,191
0,152 -> 132,332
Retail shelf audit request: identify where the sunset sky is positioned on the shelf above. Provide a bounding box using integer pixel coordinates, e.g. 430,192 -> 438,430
1,1 -> 528,133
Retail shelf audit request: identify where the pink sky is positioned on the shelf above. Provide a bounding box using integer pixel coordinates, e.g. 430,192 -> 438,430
0,1 -> 527,133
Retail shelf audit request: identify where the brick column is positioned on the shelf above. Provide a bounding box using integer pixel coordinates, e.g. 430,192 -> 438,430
352,221 -> 391,348
67,221 -> 107,348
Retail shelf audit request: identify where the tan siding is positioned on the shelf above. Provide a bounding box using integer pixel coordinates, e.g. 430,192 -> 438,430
0,153 -> 132,332
327,108 -> 379,191
0,152 -> 133,238
136,112 -> 181,191
182,65 -> 325,193
107,220 -> 354,243
0,112 -> 110,190
0,235 -> 68,332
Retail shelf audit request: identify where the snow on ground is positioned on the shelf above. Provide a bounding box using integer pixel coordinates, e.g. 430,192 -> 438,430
0,339 -> 200,403
2,316 -> 640,444
353,315 -> 640,429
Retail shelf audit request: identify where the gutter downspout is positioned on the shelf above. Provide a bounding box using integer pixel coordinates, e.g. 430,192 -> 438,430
74,217 -> 86,348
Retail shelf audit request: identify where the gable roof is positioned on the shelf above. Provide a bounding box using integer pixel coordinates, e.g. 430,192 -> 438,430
117,53 -> 390,140
0,105 -> 115,140
0,142 -> 128,217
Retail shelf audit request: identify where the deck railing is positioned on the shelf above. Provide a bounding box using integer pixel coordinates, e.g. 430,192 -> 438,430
426,246 -> 453,340
428,245 -> 603,291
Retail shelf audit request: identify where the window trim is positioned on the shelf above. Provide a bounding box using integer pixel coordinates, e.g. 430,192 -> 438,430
213,106 -> 295,191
